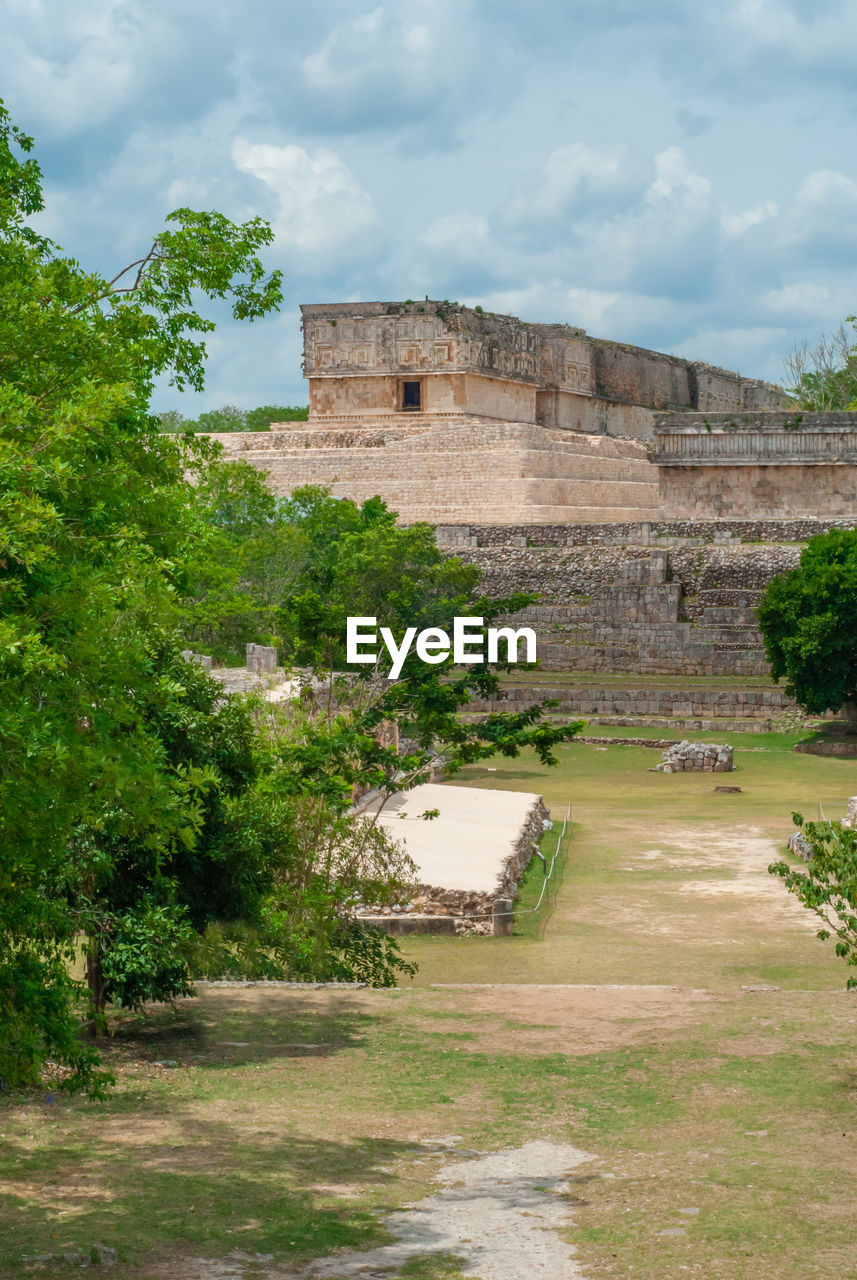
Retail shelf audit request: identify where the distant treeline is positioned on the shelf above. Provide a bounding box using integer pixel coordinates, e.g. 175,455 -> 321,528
157,403 -> 309,433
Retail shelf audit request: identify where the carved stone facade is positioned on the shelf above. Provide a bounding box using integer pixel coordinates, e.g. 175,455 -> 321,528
299,301 -> 785,439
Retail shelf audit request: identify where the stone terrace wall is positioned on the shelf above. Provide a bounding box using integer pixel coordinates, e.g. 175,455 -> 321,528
444,517 -> 857,546
443,521 -> 833,679
656,410 -> 857,518
467,683 -> 797,723
207,420 -> 660,524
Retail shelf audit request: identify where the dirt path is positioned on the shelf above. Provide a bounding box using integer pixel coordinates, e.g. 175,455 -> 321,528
310,1140 -> 593,1279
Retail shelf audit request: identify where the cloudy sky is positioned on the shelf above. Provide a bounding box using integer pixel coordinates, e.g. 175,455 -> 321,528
3,0 -> 857,412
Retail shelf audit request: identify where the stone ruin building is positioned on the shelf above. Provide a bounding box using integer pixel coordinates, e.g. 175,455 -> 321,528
211,300 -> 790,525
207,301 -> 857,734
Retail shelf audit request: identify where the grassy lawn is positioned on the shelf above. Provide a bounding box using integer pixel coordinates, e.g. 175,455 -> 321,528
2,728 -> 856,1279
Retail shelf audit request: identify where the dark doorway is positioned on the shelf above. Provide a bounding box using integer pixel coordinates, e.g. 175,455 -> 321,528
401,380 -> 422,410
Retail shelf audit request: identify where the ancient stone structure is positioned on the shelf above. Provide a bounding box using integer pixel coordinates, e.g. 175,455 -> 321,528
300,301 -> 783,435
201,300 -> 857,710
207,300 -> 785,526
180,649 -> 213,672
356,784 -> 549,936
246,642 -> 278,674
210,419 -> 661,524
451,518 -> 857,730
658,741 -> 734,773
656,410 -> 857,519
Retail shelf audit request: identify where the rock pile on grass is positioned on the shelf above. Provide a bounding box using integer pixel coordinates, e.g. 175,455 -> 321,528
658,740 -> 733,773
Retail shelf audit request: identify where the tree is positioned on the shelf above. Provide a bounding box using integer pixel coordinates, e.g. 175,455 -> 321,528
0,98 -> 282,1091
177,483 -> 581,986
156,403 -> 309,432
65,650 -> 275,1024
784,321 -> 857,410
757,528 -> 857,715
273,484 -> 582,788
770,814 -> 857,987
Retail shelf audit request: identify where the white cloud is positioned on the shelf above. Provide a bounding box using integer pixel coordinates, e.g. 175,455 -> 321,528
421,213 -> 490,252
232,139 -> 377,255
0,0 -> 180,136
794,168 -> 857,210
505,143 -> 638,225
645,147 -> 711,209
721,201 -> 779,237
9,0 -> 857,406
297,1 -> 486,135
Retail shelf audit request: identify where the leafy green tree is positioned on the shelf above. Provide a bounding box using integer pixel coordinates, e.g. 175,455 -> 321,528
64,650 -> 276,1022
245,404 -> 309,428
275,485 -> 582,787
156,403 -> 309,433
770,814 -> 857,987
757,528 -> 857,715
195,404 -> 248,433
0,98 -> 282,1090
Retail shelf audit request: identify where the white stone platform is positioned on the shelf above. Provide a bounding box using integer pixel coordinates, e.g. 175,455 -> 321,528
361,782 -> 545,895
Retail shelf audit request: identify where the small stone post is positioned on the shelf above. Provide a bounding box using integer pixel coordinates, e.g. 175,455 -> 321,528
492,898 -> 514,937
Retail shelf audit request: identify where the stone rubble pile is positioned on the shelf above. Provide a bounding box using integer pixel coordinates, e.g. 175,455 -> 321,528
785,796 -> 857,862
840,796 -> 857,829
658,740 -> 733,773
787,831 -> 813,861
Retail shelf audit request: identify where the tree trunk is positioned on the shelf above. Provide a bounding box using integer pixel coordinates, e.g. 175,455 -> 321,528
86,947 -> 107,1034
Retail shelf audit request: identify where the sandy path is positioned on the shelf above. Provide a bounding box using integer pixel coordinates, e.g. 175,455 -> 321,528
309,1140 -> 593,1279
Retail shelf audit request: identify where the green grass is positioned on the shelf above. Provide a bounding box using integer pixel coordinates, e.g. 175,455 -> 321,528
401,728 -> 856,990
3,984 -> 857,1278
3,728 -> 857,1279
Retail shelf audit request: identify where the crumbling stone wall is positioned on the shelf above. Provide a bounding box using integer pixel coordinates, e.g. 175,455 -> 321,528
300,301 -> 783,430
659,741 -> 734,773
445,522 -> 828,680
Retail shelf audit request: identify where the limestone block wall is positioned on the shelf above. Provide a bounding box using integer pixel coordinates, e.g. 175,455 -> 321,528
302,301 -> 540,386
592,340 -> 693,410
455,517 -> 856,546
467,683 -> 798,722
656,410 -> 857,518
590,343 -> 785,414
308,371 -> 538,423
535,388 -> 657,439
300,301 -> 786,442
661,463 -> 857,519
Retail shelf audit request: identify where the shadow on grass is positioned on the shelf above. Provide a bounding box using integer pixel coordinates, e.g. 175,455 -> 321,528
0,1128 -> 417,1270
103,990 -> 377,1068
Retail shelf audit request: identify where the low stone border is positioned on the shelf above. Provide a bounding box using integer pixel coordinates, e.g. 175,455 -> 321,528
576,736 -> 680,748
794,740 -> 857,758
